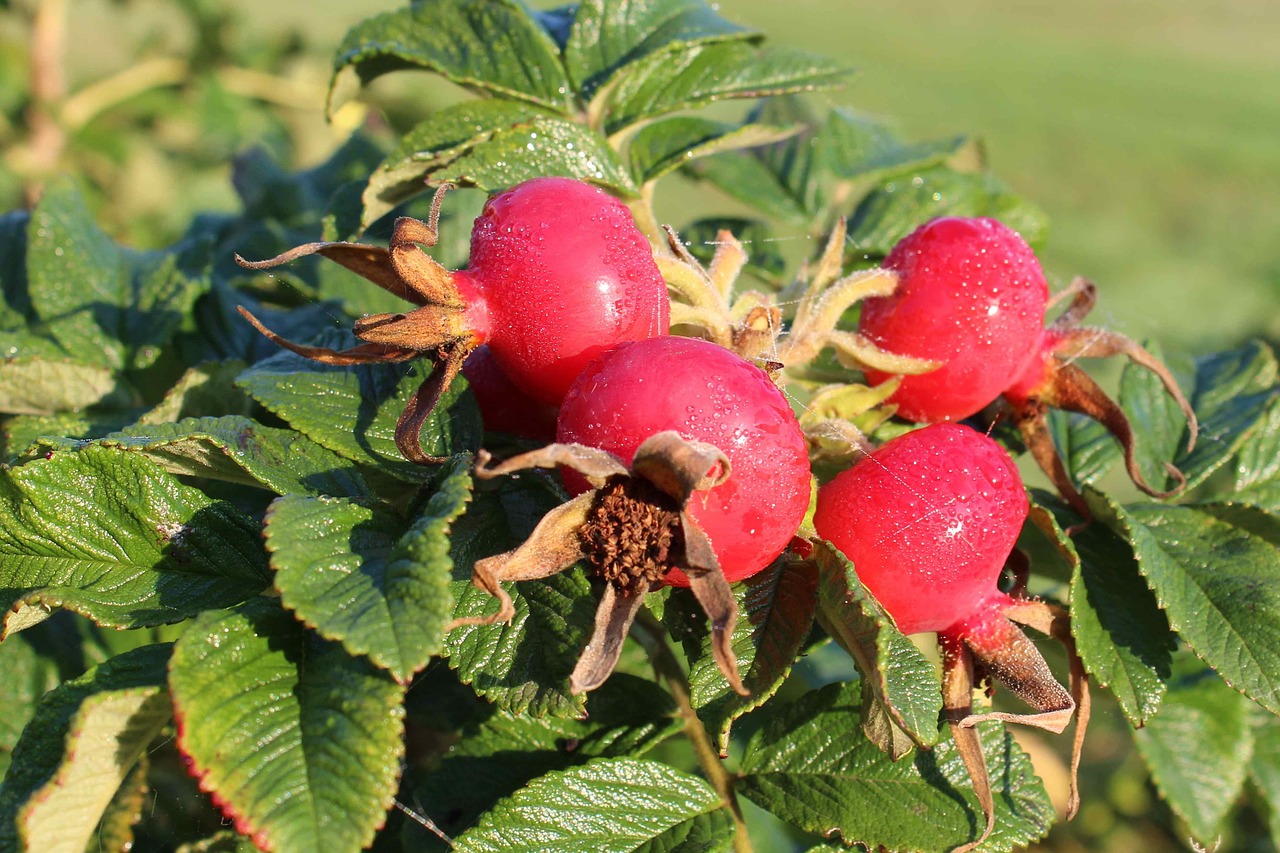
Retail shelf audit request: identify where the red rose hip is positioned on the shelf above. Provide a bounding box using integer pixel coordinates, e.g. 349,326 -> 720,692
558,336 -> 811,585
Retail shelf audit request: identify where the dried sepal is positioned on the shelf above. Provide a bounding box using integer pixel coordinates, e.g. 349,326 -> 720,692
475,443 -> 629,488
570,580 -> 652,694
630,432 -> 730,500
1004,276 -> 1199,515
941,634 -> 996,853
938,591 -> 1090,849
1004,599 -> 1089,819
234,185 -> 479,464
456,431 -> 747,696
450,491 -> 595,628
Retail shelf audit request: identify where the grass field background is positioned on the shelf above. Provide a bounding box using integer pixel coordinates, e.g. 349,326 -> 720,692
55,0 -> 1280,353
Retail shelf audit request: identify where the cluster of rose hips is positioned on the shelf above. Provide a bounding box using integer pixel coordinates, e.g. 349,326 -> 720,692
240,176 -> 1194,851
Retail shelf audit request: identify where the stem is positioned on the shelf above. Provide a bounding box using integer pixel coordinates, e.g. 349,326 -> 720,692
628,182 -> 665,249
23,0 -> 68,204
60,57 -> 189,130
633,610 -> 752,853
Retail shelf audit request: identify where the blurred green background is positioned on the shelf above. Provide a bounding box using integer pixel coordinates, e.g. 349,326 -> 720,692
2,2 -> 1277,851
4,0 -> 1277,353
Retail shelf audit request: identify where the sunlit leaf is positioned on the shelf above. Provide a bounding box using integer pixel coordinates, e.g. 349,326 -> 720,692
169,598 -> 405,853
451,758 -> 735,852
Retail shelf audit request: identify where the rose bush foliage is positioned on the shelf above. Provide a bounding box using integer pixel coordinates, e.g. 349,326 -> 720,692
1,1 -> 1278,851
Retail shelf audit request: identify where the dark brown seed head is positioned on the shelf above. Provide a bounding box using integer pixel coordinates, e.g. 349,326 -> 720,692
580,476 -> 683,593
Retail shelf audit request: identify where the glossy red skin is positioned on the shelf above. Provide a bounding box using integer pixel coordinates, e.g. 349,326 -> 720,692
459,177 -> 669,406
460,344 -> 558,441
859,217 -> 1049,422
1003,327 -> 1063,404
813,423 -> 1028,635
557,337 -> 811,586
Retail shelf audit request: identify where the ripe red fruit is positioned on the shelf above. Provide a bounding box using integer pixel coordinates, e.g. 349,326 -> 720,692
236,177 -> 669,462
859,217 -> 1048,423
857,217 -> 1196,518
813,423 -> 1026,635
459,177 -> 669,405
814,422 -> 1087,851
460,345 -> 557,441
456,338 -> 810,696
557,336 -> 811,585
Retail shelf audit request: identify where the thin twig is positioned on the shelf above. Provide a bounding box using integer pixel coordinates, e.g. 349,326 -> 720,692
59,57 -> 189,130
23,0 -> 68,203
632,610 -> 753,853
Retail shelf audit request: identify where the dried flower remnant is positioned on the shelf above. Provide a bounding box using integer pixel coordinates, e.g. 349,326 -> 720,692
452,432 -> 748,696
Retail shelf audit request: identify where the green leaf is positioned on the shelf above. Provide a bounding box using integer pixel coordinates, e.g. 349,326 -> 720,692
565,0 -> 758,98
738,681 -> 1054,852
628,117 -> 800,186
411,674 -> 680,834
135,361 -> 254,425
265,457 -> 471,682
1133,655 -> 1254,842
329,0 -> 574,116
1046,410 -> 1120,488
1091,492 -> 1280,715
813,542 -> 942,751
0,630 -> 63,777
0,357 -> 134,417
452,757 -> 735,852
1179,341 -> 1278,493
0,643 -> 171,853
93,756 -> 149,853
3,409 -> 139,462
688,149 -> 810,227
443,483 -> 596,717
176,831 -> 262,853
1235,395 -> 1280,512
565,0 -> 752,94
72,415 -> 372,498
679,558 -> 817,754
169,597 -> 405,853
429,115 -> 638,197
1117,338 -> 1190,492
187,282 -> 351,366
229,135 -> 387,234
819,108 -> 965,184
1249,713 -> 1280,846
847,166 -> 1049,256
0,210 -> 33,332
688,99 -> 964,232
236,344 -> 481,481
363,101 -> 552,228
1028,493 -> 1173,727
604,42 -> 850,134
1088,340 -> 1277,496
0,447 -> 268,634
26,180 -> 208,372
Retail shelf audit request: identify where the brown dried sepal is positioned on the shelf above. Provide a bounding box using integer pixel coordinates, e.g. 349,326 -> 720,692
939,589 -> 1090,853
234,184 -> 479,464
452,431 -> 747,697
1003,276 -> 1199,519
